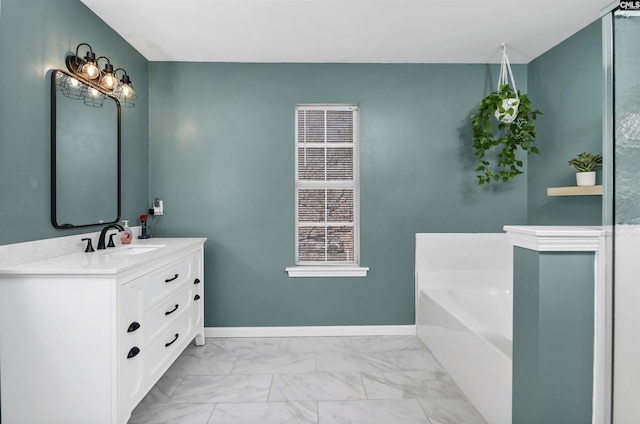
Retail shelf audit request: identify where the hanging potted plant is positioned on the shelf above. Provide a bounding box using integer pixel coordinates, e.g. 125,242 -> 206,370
568,152 -> 602,186
472,45 -> 542,185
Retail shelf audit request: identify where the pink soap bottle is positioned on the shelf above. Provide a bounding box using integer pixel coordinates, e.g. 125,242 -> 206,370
120,220 -> 133,245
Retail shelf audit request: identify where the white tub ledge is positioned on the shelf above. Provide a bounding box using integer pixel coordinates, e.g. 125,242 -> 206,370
504,225 -> 605,252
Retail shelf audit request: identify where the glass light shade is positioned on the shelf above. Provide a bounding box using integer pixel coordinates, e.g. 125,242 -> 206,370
100,73 -> 118,90
81,61 -> 100,79
113,72 -> 138,107
120,83 -> 134,98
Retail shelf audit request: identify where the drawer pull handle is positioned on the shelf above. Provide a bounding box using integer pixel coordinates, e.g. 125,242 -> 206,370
165,304 -> 179,315
165,333 -> 179,347
194,294 -> 201,301
165,274 -> 179,283
194,278 -> 201,285
127,322 -> 141,333
127,347 -> 140,359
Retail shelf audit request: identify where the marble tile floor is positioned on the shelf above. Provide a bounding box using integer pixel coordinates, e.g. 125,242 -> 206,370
128,336 -> 487,424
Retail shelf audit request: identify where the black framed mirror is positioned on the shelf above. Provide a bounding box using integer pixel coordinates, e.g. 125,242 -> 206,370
51,69 -> 121,229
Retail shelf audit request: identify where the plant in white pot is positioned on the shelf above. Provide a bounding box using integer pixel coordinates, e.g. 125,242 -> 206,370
568,152 -> 602,186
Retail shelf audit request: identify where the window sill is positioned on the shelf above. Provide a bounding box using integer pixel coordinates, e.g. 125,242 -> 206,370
285,266 -> 369,278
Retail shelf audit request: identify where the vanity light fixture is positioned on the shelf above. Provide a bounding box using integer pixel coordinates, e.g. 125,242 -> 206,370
63,42 -> 137,108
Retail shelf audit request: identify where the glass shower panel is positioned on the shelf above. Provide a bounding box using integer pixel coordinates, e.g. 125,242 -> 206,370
614,11 -> 640,222
612,9 -> 640,423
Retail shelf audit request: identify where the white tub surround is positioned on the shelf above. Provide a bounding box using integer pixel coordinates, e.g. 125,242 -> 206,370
612,225 -> 640,423
415,233 -> 513,424
504,226 -> 608,424
0,237 -> 206,424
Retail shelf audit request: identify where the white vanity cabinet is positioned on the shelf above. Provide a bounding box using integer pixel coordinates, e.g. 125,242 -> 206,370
0,238 -> 206,424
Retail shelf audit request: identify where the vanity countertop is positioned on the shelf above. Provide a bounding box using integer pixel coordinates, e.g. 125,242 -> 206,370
0,238 -> 206,276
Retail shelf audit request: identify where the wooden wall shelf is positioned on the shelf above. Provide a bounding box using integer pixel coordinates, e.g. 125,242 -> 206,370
547,185 -> 603,196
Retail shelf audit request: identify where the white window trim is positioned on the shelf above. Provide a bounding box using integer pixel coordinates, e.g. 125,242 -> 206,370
287,104 -> 368,278
285,265 -> 369,278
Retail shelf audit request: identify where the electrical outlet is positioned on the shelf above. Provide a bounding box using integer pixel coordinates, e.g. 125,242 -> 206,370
153,198 -> 164,216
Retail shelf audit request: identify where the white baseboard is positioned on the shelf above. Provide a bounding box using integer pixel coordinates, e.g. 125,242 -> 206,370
204,325 -> 416,338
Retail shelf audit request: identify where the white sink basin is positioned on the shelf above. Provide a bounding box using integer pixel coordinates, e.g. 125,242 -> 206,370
106,245 -> 166,257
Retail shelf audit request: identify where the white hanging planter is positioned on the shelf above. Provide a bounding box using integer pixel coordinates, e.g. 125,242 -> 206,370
576,172 -> 596,186
495,97 -> 520,123
495,44 -> 520,123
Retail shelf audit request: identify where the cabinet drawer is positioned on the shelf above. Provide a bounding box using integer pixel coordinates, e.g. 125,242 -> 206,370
145,283 -> 192,344
139,254 -> 196,309
145,310 -> 193,384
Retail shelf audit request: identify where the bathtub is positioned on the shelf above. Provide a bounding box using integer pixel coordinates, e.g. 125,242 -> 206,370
416,233 -> 513,424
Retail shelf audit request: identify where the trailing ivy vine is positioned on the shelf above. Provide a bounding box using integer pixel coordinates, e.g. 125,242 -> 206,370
471,84 -> 542,185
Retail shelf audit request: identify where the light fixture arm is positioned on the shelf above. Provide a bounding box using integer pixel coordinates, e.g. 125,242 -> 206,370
113,67 -> 129,79
96,56 -> 112,68
74,42 -> 94,60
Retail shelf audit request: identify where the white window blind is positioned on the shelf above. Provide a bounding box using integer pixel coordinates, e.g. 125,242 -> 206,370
294,105 -> 360,265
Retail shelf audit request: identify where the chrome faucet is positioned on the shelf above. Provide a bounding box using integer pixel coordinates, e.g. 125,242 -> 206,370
97,224 -> 124,250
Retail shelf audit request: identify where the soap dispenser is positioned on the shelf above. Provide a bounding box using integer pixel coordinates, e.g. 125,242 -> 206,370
121,220 -> 133,245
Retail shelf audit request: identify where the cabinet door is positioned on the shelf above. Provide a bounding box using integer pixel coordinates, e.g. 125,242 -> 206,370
191,274 -> 203,328
119,281 -> 145,421
191,252 -> 205,345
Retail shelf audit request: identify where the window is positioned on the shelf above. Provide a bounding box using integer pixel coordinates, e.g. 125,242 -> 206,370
286,105 -> 368,277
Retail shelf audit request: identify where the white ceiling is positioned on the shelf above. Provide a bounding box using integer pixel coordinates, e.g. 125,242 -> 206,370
80,0 -> 613,64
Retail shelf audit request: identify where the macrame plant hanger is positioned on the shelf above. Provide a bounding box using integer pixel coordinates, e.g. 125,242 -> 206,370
495,43 -> 520,123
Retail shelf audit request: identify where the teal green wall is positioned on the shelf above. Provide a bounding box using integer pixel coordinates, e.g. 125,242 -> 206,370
149,63 -> 529,326
512,248 -> 595,424
0,0 -> 604,327
526,21 -> 603,225
0,0 -> 149,246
